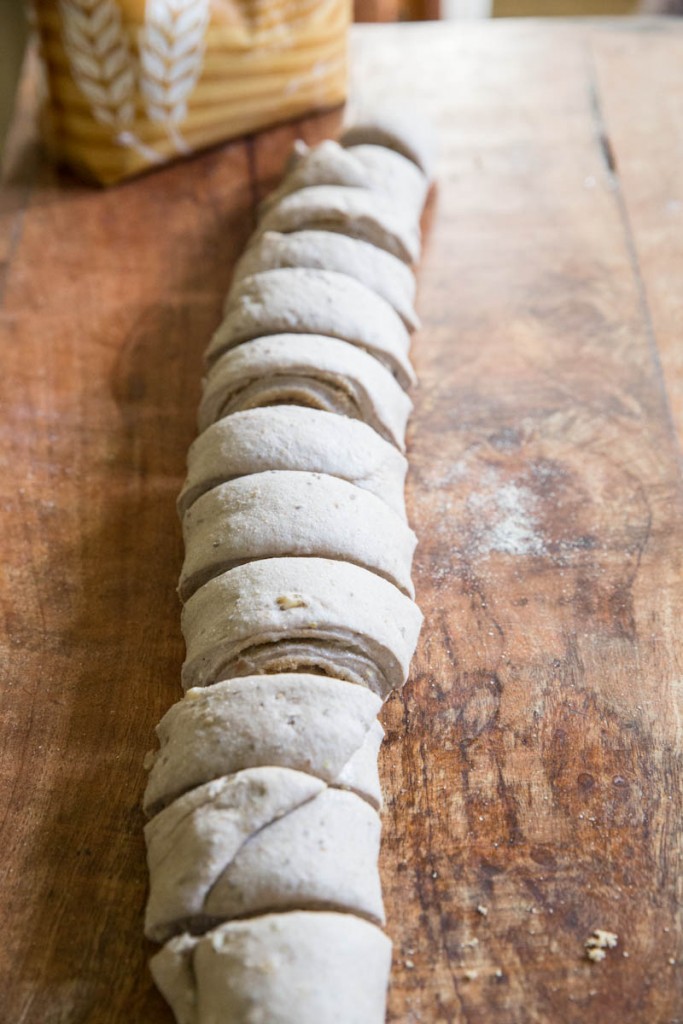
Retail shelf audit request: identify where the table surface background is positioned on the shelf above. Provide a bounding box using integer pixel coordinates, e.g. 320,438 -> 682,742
1,18 -> 682,1024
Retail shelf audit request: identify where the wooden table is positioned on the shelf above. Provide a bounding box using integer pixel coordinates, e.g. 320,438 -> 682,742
1,18 -> 681,1024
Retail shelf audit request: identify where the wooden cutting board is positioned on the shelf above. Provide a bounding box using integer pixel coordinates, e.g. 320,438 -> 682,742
1,18 -> 681,1024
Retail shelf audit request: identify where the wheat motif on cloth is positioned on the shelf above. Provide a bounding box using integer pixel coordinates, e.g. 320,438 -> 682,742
59,0 -> 162,163
139,0 -> 211,153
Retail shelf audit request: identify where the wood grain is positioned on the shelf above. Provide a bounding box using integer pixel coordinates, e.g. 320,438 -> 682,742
590,23 -> 683,445
354,0 -> 440,19
1,19 -> 682,1024
493,1 -> 637,15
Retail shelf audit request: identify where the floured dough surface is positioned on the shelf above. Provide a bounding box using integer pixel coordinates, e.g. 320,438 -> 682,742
178,470 -> 417,601
144,766 -> 383,941
258,140 -> 368,213
178,406 -> 408,518
208,268 -> 415,388
143,674 -> 384,816
197,335 -> 413,450
180,556 -> 423,696
232,230 -> 419,330
150,911 -> 392,1024
259,140 -> 428,225
340,110 -> 436,178
255,185 -> 421,264
347,143 -> 429,220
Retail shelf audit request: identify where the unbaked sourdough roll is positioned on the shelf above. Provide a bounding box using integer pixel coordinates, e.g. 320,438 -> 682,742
232,230 -> 419,330
197,335 -> 412,450
177,406 -> 409,519
144,767 -> 384,942
340,111 -> 436,179
143,675 -> 384,817
208,268 -> 415,388
348,143 -> 431,215
180,556 -> 423,697
258,140 -> 367,210
178,470 -> 417,602
259,139 -> 429,226
255,185 -> 421,264
150,911 -> 392,1024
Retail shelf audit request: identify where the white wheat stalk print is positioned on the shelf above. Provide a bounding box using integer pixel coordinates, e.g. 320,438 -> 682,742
59,0 -> 162,163
139,0 -> 210,154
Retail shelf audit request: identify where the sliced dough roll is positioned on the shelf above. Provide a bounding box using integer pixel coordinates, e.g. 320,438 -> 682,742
143,674 -> 384,817
255,185 -> 420,265
179,470 -> 416,602
181,556 -> 423,697
198,335 -> 412,451
178,407 -> 408,519
340,111 -> 436,178
144,767 -> 383,942
150,911 -> 392,1024
232,230 -> 419,330
207,268 -> 414,388
259,140 -> 367,212
260,140 -> 428,227
348,143 -> 430,220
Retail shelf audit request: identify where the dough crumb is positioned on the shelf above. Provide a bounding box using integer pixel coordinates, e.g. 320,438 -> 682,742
276,593 -> 307,609
476,904 -> 488,917
591,929 -> 618,949
585,929 -> 618,962
464,970 -> 478,981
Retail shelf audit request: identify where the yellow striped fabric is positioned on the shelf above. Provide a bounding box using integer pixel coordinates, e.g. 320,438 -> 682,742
35,0 -> 350,184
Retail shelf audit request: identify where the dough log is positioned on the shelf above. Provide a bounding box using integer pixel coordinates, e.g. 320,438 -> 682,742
144,114 -> 433,1024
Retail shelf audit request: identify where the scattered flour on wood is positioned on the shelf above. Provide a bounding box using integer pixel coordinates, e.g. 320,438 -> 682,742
466,471 -> 546,558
